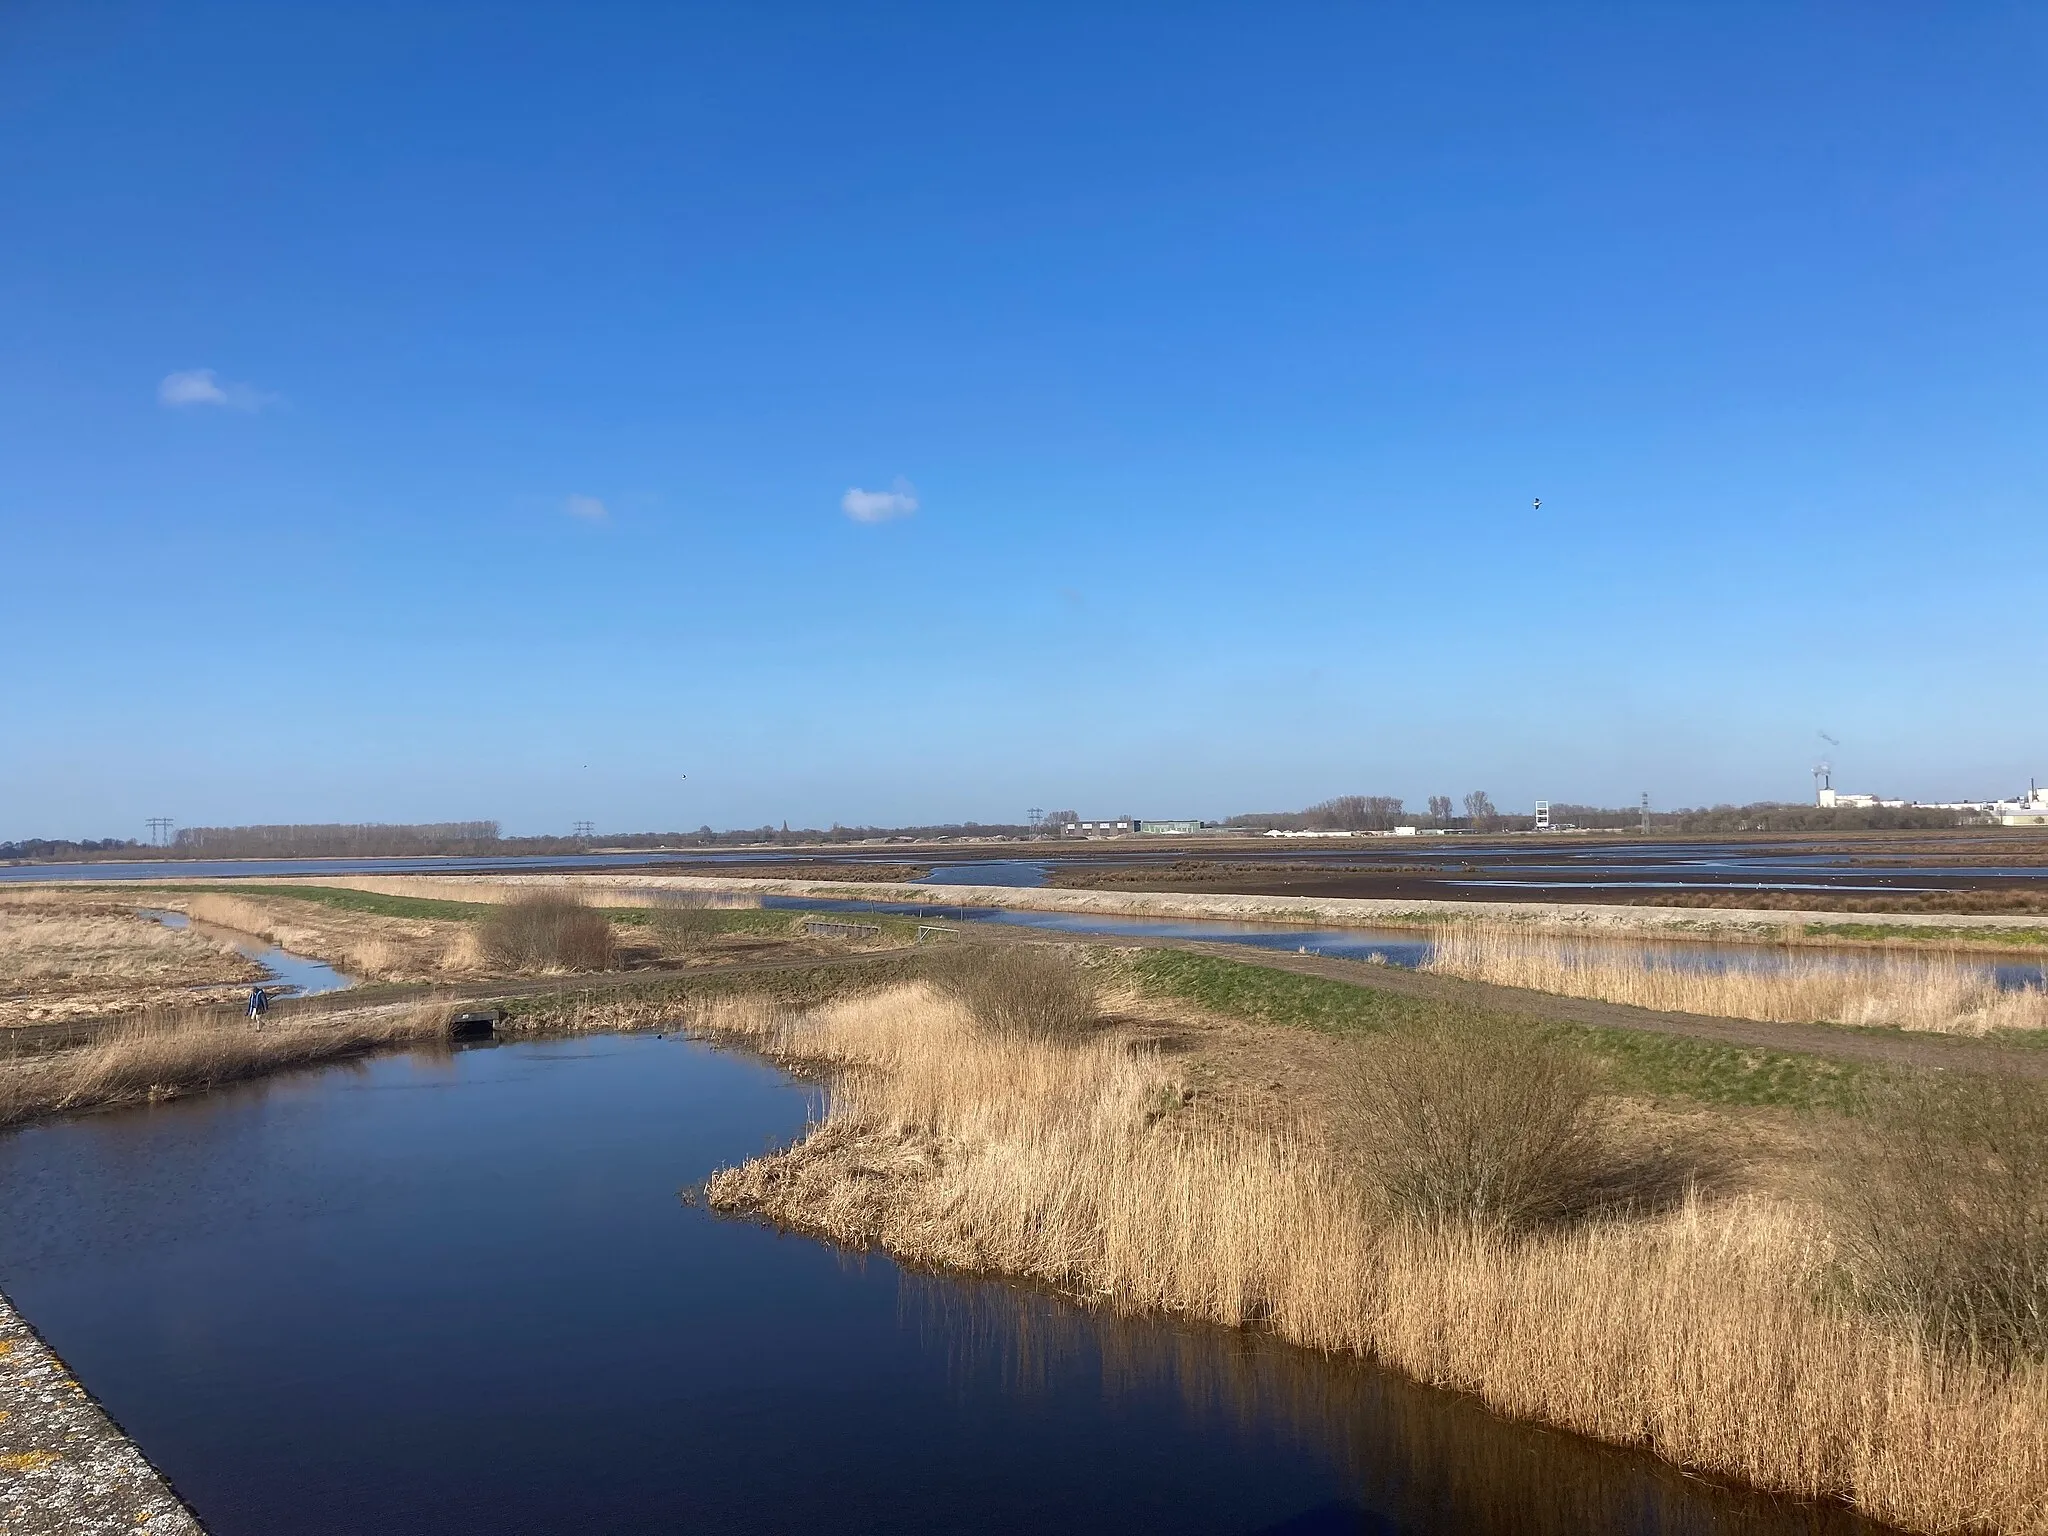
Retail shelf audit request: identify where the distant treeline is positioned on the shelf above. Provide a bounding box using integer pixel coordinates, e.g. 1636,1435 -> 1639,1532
4,818 -> 1040,863
1228,795 -> 1413,832
172,822 -> 504,856
1642,803 -> 1965,834
662,821 -> 1039,846
0,836 -> 144,862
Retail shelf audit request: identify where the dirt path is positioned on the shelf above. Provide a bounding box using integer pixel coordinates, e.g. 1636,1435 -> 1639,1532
1093,934 -> 2048,1078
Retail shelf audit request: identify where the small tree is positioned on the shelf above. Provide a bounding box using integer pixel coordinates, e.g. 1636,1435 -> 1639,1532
1463,790 -> 1497,831
1428,795 -> 1454,827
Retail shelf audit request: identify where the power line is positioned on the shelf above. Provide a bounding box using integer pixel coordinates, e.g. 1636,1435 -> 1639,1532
146,817 -> 175,848
571,820 -> 596,841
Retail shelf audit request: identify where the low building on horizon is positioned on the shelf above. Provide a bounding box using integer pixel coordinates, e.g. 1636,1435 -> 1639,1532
1064,817 -> 1208,837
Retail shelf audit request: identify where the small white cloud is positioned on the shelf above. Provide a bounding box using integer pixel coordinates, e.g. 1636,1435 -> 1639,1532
159,369 -> 227,406
564,494 -> 609,523
157,368 -> 273,410
841,476 -> 919,524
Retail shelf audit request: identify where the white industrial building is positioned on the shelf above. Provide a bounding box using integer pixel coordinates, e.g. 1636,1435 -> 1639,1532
1822,781 -> 2048,825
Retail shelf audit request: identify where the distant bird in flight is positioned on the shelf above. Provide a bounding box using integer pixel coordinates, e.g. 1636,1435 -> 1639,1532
1532,497 -> 1542,509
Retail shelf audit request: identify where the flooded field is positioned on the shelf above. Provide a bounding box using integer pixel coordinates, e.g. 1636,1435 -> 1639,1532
8,830 -> 2048,909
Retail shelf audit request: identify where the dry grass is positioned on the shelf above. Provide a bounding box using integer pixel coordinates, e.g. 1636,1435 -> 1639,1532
477,893 -> 617,973
926,941 -> 1100,1040
0,900 -> 263,1027
0,1003 -> 453,1126
698,981 -> 2048,1534
1425,922 -> 2048,1035
283,874 -> 762,910
181,892 -> 468,982
1827,1073 -> 2048,1366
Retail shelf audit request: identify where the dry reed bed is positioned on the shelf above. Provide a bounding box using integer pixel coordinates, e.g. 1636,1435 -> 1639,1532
243,875 -> 760,912
699,983 -> 2048,1535
180,892 -> 476,980
0,1004 -> 453,1126
1425,923 -> 2048,1036
0,902 -> 265,1026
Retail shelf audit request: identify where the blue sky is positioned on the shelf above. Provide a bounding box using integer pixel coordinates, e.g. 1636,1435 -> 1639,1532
3,3 -> 2045,840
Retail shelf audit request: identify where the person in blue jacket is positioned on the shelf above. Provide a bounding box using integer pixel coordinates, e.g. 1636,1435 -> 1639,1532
246,986 -> 269,1021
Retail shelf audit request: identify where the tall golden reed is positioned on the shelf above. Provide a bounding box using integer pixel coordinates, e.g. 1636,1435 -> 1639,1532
0,1005 -> 452,1127
700,983 -> 2048,1534
1423,922 -> 2048,1034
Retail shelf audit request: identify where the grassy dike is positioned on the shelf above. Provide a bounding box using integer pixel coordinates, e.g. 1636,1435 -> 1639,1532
694,946 -> 2048,1535
1124,949 -> 1876,1110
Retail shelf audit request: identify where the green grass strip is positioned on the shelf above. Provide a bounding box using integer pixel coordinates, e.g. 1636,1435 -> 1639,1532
96,882 -> 499,921
1124,948 -> 1876,1112
1803,921 -> 2048,948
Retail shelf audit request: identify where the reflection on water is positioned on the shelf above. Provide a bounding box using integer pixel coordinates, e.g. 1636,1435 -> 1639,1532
0,1036 -> 1898,1534
906,1278 -> 1888,1536
142,909 -> 354,997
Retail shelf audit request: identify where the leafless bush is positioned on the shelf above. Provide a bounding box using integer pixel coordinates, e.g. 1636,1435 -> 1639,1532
645,891 -> 729,958
1345,1011 -> 1621,1231
928,942 -> 1098,1041
1827,1073 -> 2048,1365
477,893 -> 616,973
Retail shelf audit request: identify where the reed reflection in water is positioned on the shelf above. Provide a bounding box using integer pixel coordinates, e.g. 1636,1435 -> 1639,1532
901,1273 -> 1897,1536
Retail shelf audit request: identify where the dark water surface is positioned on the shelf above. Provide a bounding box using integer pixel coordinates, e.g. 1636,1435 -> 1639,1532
0,1037 -> 1894,1535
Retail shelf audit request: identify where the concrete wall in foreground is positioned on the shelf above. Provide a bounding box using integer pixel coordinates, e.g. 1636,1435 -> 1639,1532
0,1291 -> 204,1535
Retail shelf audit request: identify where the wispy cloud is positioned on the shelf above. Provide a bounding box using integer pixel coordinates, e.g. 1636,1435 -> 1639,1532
564,494 -> 609,523
841,477 -> 919,524
157,368 -> 273,411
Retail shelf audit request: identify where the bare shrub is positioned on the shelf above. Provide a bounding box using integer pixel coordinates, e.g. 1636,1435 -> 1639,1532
927,942 -> 1097,1040
1828,1072 -> 2048,1365
1345,1011 -> 1616,1231
646,891 -> 728,959
476,893 -> 616,973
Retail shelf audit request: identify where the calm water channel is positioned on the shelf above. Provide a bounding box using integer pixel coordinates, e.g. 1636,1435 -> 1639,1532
0,1035 -> 1892,1535
143,909 -> 355,998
